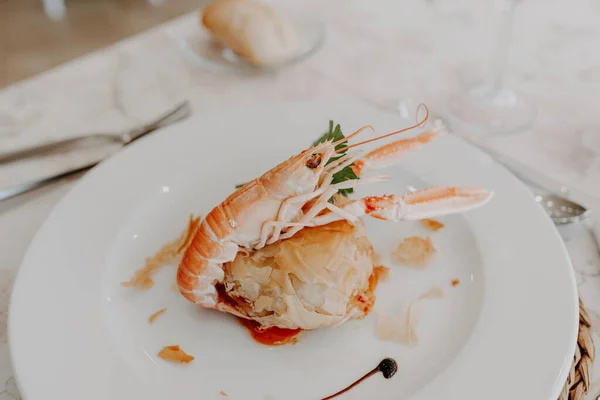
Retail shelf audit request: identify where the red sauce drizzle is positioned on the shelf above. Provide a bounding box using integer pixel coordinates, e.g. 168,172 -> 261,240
238,318 -> 302,346
232,265 -> 387,346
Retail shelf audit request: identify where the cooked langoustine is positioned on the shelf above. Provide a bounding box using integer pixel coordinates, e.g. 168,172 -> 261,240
176,109 -> 493,326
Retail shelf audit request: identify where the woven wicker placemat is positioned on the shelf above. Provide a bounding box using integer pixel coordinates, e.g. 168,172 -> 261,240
559,298 -> 595,400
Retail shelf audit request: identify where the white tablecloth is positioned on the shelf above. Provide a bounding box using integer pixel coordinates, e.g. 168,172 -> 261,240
1,0 -> 599,397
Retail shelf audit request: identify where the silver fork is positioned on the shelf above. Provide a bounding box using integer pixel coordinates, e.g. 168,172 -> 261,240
0,100 -> 191,165
0,100 -> 191,201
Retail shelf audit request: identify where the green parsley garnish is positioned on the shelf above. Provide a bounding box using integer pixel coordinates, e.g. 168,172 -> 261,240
312,120 -> 359,197
312,120 -> 345,155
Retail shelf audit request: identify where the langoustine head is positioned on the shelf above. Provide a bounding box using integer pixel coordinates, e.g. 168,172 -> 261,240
259,140 -> 337,199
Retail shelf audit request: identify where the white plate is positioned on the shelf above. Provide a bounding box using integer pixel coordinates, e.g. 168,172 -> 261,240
9,102 -> 578,400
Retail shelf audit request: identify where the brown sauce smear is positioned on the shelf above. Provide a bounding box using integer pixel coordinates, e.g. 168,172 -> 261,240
238,318 -> 302,346
321,358 -> 398,399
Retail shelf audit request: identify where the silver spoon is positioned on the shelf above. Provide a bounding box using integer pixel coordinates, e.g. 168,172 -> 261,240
532,191 -> 590,225
422,113 -> 591,225
500,163 -> 591,224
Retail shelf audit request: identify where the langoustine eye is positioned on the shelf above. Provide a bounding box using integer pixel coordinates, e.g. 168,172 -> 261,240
305,153 -> 322,168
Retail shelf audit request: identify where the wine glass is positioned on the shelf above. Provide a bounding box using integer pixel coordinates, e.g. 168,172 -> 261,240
445,0 -> 535,134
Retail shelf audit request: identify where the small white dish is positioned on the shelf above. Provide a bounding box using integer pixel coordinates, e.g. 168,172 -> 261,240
9,102 -> 578,400
172,11 -> 325,74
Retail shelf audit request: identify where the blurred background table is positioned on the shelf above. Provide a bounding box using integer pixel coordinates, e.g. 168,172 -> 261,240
1,0 -> 599,398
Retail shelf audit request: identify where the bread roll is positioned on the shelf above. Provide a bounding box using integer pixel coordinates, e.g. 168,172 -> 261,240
201,0 -> 299,66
